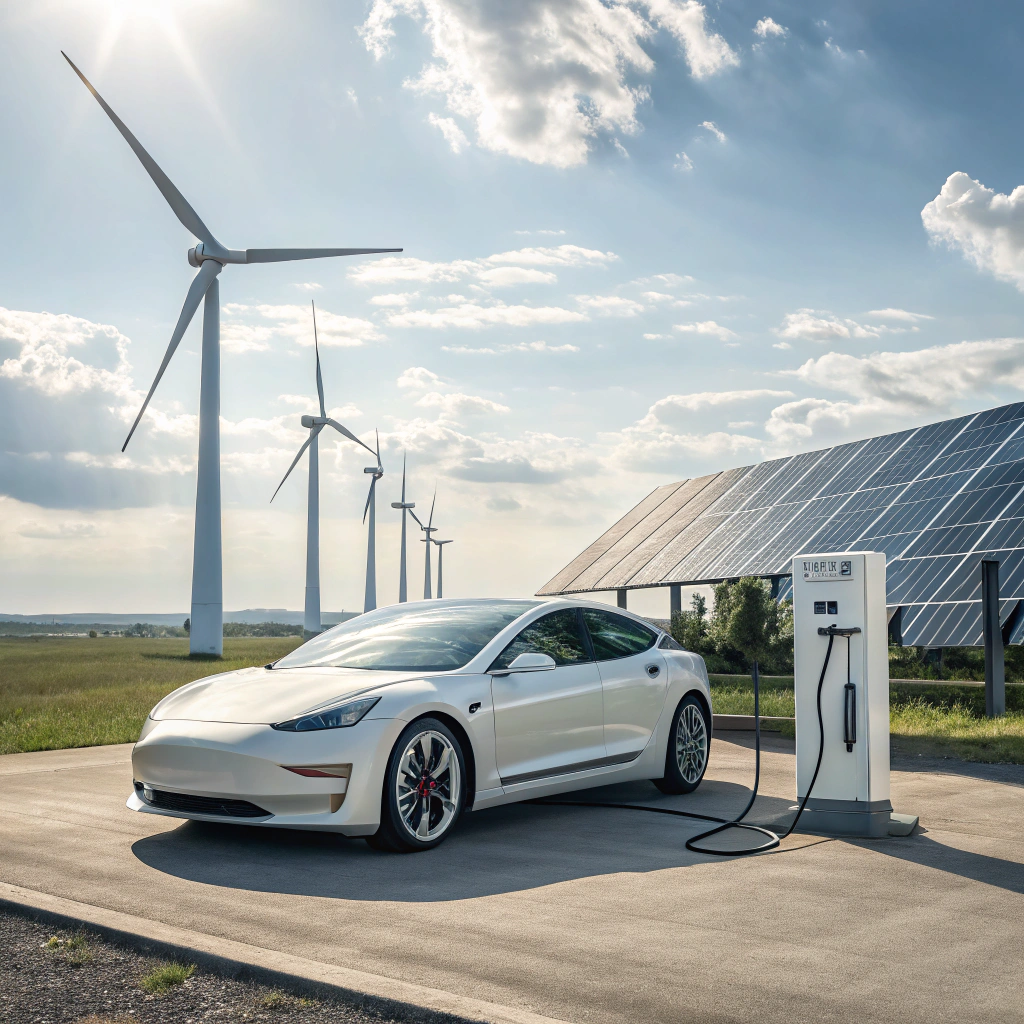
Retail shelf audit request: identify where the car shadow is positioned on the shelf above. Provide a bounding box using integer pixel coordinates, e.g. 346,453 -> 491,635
131,778 -> 796,902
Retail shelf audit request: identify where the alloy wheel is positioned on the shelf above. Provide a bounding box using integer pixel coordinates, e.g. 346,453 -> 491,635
675,704 -> 708,784
395,729 -> 461,841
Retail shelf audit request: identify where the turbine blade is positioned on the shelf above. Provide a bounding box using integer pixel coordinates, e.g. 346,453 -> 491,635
270,428 -> 319,503
62,52 -> 219,246
427,488 -> 436,528
375,429 -> 382,470
323,418 -> 376,457
362,476 -> 375,524
245,248 -> 402,264
312,301 -> 325,418
401,451 -> 407,502
408,508 -> 424,529
122,259 -> 220,451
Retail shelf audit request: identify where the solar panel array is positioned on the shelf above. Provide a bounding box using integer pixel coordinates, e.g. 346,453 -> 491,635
538,402 -> 1024,647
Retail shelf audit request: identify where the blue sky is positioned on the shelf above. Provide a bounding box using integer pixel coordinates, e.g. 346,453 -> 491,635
4,0 -> 1024,616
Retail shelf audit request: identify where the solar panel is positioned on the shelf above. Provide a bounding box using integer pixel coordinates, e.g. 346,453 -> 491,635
536,402 -> 1024,646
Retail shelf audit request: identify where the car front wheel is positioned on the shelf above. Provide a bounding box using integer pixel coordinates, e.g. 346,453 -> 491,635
653,694 -> 710,795
366,717 -> 466,852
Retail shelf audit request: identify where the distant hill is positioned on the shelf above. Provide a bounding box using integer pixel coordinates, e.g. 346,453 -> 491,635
0,609 -> 359,629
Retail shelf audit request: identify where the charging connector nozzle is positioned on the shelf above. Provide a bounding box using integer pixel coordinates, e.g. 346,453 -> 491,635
817,624 -> 862,637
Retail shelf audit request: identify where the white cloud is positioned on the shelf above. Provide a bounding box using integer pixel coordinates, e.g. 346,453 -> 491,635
368,292 -> 420,306
387,300 -> 588,329
650,389 -> 793,415
643,333 -> 671,340
922,172 -> 1024,290
644,0 -> 739,79
0,308 -> 133,399
220,323 -> 275,354
349,256 -> 478,285
753,17 -> 787,38
416,391 -> 511,419
483,244 -> 617,267
673,150 -> 694,172
476,267 -> 558,287
767,337 -> 1024,448
574,294 -> 645,316
293,282 -> 322,292
252,305 -> 382,347
865,308 -> 934,322
442,340 -> 580,355
674,320 -> 737,340
397,366 -> 443,389
699,120 -> 726,143
427,112 -> 469,152
350,245 -> 615,290
646,272 -> 694,287
359,1 -> 736,168
773,308 -> 881,342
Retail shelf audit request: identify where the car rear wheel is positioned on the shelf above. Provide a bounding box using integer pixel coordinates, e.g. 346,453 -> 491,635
366,717 -> 466,853
653,694 -> 710,795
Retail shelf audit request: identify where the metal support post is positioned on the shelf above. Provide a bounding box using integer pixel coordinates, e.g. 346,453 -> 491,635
670,584 -> 682,617
982,559 -> 1006,717
616,589 -> 627,609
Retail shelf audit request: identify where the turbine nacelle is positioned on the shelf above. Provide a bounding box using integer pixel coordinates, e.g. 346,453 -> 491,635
365,466 -> 383,478
301,414 -> 316,429
391,501 -> 416,510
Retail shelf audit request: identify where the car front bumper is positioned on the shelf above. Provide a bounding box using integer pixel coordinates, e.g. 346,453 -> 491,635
128,715 -> 406,835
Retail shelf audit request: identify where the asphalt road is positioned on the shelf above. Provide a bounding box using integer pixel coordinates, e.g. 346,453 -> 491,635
1,735 -> 1022,1024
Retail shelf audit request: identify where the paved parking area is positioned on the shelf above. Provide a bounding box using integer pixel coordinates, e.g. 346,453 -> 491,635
1,734 -> 1022,1024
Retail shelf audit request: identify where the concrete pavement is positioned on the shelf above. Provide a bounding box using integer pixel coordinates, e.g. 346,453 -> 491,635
1,734 -> 1022,1024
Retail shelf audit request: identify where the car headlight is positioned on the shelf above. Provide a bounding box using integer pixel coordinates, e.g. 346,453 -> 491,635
271,695 -> 381,732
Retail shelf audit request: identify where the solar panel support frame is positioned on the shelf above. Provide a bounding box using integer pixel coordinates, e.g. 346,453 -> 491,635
982,560 -> 1006,717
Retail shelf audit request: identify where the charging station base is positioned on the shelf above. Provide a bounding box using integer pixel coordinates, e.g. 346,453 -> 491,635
792,798 -> 893,837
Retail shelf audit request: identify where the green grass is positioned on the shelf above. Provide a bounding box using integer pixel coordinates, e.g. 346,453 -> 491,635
708,673 -> 1024,763
43,932 -> 93,965
139,961 -> 195,995
0,636 -> 302,755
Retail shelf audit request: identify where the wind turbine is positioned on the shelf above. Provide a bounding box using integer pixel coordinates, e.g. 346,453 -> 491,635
411,489 -> 438,599
63,53 -> 401,656
270,302 -> 376,635
362,433 -> 384,613
433,539 -> 454,599
390,454 -> 416,602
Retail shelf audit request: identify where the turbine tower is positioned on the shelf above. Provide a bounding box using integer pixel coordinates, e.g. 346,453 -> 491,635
362,433 -> 384,613
63,53 -> 401,656
390,454 -> 415,602
433,539 -> 453,599
412,490 -> 438,599
270,303 -> 376,635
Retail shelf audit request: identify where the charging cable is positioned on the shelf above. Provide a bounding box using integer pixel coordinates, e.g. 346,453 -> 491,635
530,625 -> 859,857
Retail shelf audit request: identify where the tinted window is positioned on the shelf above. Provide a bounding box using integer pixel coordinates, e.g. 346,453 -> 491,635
582,609 -> 657,660
659,634 -> 684,651
491,610 -> 590,669
274,600 -> 538,671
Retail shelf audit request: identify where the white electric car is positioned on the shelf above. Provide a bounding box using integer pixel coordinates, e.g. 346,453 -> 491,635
129,598 -> 713,852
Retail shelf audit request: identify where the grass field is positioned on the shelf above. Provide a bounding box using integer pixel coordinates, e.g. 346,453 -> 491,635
0,636 -> 302,755
709,672 -> 1024,763
3,639 -> 1022,763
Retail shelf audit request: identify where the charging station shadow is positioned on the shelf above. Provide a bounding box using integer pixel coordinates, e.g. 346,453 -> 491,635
849,833 -> 1024,895
130,779 -> 796,902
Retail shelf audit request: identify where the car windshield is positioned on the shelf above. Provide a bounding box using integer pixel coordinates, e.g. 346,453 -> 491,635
273,600 -> 540,672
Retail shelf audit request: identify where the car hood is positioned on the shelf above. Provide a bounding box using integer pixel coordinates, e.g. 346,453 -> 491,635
149,665 -> 424,725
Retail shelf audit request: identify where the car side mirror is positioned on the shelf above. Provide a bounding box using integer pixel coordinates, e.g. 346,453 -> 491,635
490,652 -> 557,676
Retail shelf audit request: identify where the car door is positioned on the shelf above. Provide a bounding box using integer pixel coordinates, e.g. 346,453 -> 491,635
489,609 -> 605,785
581,608 -> 666,759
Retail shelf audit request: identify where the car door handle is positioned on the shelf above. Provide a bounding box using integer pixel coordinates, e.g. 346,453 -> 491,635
646,663 -> 660,678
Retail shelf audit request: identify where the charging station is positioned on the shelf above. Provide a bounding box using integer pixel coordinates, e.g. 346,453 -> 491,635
792,551 -> 917,837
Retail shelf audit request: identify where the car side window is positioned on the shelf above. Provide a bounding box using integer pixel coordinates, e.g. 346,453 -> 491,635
490,610 -> 591,669
582,609 -> 657,661
659,634 -> 684,651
